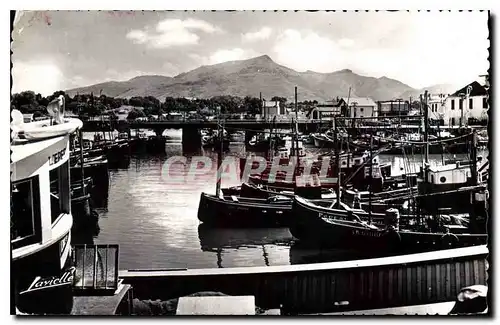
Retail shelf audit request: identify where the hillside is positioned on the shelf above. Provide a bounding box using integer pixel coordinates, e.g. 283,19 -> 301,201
67,55 -> 423,102
400,84 -> 458,100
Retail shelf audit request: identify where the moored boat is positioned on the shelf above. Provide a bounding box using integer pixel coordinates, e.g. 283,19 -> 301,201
11,98 -> 81,314
197,192 -> 294,227
290,196 -> 487,253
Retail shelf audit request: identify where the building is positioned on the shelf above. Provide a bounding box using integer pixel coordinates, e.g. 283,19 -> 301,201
377,100 -> 410,117
343,97 -> 378,119
306,98 -> 347,121
262,100 -> 285,118
439,81 -> 488,126
428,94 -> 447,124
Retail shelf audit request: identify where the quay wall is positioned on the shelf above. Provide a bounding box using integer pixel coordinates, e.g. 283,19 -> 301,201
119,245 -> 488,314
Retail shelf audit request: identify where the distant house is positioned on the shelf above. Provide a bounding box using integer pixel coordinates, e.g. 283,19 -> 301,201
116,105 -> 143,121
439,81 -> 488,126
262,100 -> 285,117
377,100 -> 410,117
164,112 -> 184,121
342,97 -> 378,119
307,98 -> 347,121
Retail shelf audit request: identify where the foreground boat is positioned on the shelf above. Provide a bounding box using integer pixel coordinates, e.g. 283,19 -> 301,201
11,98 -> 81,314
119,245 -> 488,314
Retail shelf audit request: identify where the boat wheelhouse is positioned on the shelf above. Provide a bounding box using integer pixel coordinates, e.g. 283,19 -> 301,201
11,97 -> 83,314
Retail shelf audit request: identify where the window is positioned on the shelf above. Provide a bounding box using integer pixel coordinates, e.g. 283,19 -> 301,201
469,98 -> 473,109
11,177 -> 41,249
459,99 -> 463,110
451,99 -> 455,110
50,161 -> 70,224
483,97 -> 488,109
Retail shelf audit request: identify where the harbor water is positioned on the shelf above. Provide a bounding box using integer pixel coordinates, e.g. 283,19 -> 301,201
88,130 -> 488,271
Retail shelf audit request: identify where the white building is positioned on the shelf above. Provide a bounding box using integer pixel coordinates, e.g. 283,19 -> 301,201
262,100 -> 285,118
439,81 -> 488,126
343,97 -> 378,119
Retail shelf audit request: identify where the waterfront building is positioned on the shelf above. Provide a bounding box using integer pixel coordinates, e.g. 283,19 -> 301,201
439,81 -> 489,127
261,100 -> 285,118
307,98 -> 347,121
344,97 -> 378,119
377,100 -> 410,117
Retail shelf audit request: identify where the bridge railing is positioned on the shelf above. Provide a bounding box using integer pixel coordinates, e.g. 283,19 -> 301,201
126,116 -> 322,124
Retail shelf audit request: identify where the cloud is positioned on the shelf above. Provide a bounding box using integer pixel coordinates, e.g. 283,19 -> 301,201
272,29 -> 345,72
126,18 -> 222,49
190,48 -> 261,66
12,61 -> 64,96
157,18 -> 221,34
209,48 -> 261,64
242,27 -> 272,42
338,38 -> 355,48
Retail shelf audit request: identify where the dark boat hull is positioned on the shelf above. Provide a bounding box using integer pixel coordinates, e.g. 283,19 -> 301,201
290,197 -> 487,253
312,134 -> 337,149
198,193 -> 293,227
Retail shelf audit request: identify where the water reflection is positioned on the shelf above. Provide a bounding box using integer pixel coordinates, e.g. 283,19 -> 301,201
197,223 -> 294,252
197,224 -> 294,268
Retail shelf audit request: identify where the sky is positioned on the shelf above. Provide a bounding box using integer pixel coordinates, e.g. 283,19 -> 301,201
11,10 -> 490,96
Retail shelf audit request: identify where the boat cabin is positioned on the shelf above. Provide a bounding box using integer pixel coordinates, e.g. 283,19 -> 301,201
425,163 -> 471,186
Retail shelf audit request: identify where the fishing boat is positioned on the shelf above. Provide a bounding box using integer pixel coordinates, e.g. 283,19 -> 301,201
290,196 -> 487,253
290,99 -> 488,253
197,192 -> 295,227
221,182 -> 336,199
245,148 -> 391,192
11,97 -> 82,314
92,132 -> 130,165
70,155 -> 109,202
310,128 -> 339,148
200,174 -> 347,228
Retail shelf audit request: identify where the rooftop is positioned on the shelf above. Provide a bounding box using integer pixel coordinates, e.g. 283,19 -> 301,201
343,97 -> 377,107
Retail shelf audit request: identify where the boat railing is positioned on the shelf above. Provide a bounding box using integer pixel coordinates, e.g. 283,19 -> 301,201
119,244 -> 488,277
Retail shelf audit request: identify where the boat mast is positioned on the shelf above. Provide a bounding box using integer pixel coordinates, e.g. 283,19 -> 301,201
215,107 -> 223,197
79,129 -> 85,191
294,86 -> 300,168
423,90 -> 430,164
470,129 -> 478,185
334,116 -> 341,207
368,133 -> 373,224
346,87 -> 352,170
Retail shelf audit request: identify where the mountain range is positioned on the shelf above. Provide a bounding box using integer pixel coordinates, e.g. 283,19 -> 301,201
66,55 -> 458,102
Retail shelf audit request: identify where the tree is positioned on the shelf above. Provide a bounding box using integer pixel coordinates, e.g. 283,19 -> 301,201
271,96 -> 287,104
127,108 -> 145,120
243,96 -> 261,115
